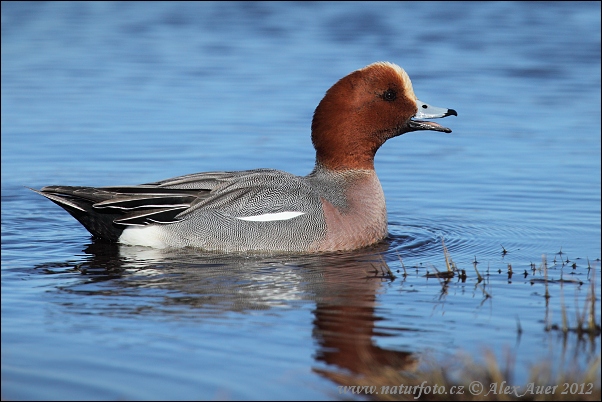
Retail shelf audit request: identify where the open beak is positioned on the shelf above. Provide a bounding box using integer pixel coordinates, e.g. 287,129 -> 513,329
408,100 -> 457,133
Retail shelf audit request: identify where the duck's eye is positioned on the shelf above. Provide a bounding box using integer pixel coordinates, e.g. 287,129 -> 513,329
383,89 -> 397,102
422,104 -> 428,109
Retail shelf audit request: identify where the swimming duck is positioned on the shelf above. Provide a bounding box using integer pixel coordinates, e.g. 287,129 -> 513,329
32,62 -> 456,252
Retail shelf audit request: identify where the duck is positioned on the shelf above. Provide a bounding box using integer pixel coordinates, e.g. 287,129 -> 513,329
32,62 -> 456,252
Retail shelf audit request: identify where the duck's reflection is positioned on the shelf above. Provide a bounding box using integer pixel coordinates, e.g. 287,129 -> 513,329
311,264 -> 417,378
38,240 -> 418,381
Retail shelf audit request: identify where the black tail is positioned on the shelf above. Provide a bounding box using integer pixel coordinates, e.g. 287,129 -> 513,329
30,187 -> 127,241
31,184 -> 204,242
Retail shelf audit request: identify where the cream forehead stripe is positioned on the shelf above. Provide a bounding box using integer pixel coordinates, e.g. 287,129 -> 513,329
360,62 -> 417,101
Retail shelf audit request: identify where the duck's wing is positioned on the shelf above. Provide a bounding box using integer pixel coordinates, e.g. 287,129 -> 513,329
31,169 -> 309,242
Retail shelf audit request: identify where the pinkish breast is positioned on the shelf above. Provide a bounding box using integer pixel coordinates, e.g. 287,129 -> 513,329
310,171 -> 388,251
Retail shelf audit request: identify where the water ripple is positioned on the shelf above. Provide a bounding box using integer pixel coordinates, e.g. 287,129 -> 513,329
386,217 -> 573,265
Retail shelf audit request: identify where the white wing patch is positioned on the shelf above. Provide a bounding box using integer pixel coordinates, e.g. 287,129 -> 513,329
235,211 -> 306,222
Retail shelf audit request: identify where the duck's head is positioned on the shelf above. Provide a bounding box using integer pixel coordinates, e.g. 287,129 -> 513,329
311,62 -> 457,170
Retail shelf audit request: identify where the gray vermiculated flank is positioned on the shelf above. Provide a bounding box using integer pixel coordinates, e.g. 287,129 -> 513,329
34,165 -> 357,251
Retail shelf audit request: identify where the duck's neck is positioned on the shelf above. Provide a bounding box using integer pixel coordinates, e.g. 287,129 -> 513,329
310,86 -> 384,171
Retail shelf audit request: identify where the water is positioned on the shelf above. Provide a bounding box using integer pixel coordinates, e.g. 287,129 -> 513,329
2,2 -> 600,400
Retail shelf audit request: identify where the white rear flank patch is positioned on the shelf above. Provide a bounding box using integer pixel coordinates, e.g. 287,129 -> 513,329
119,225 -> 168,249
235,211 -> 305,222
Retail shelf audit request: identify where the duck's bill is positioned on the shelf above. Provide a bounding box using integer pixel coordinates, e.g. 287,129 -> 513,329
409,100 -> 457,133
408,119 -> 453,133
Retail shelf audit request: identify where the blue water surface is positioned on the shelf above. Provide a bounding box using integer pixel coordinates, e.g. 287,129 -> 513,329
2,2 -> 600,400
